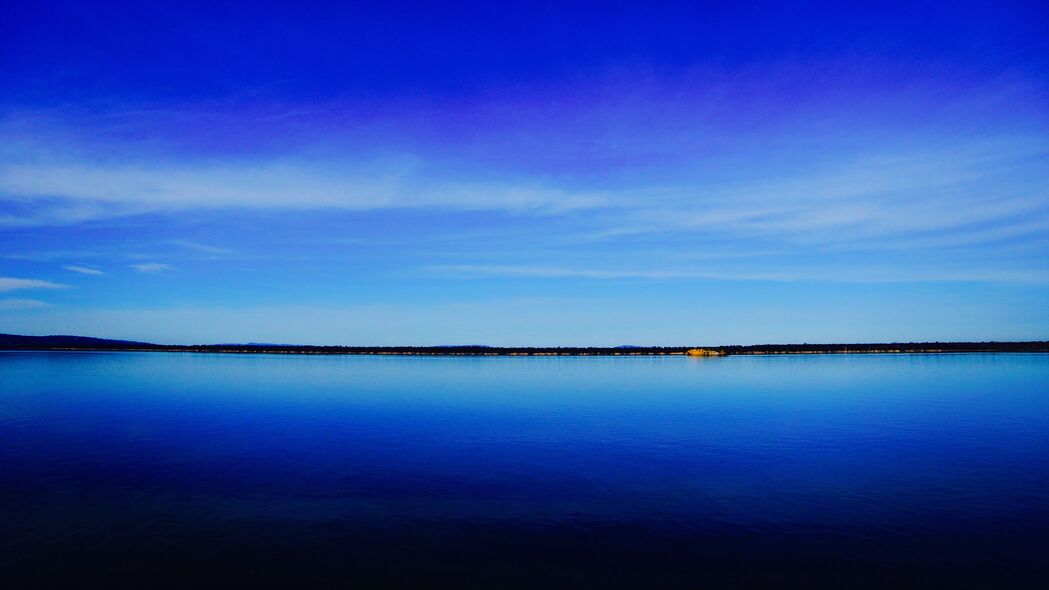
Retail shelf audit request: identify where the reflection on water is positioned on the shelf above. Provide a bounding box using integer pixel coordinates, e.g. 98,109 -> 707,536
2,352 -> 1048,588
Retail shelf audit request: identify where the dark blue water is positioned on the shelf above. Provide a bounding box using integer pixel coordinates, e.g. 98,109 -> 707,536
2,352 -> 1048,588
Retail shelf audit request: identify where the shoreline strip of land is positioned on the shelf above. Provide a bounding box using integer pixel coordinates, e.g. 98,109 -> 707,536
1,334 -> 1047,356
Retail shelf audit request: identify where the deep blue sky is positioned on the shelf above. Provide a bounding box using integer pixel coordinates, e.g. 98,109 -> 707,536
2,1 -> 1047,345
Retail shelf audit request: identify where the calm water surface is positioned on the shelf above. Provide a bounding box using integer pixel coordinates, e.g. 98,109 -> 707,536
2,352 -> 1048,588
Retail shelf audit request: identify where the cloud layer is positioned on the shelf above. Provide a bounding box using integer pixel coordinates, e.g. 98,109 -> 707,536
1,49 -> 1047,342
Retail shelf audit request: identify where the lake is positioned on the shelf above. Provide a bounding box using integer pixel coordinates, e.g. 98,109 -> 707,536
2,352 -> 1048,588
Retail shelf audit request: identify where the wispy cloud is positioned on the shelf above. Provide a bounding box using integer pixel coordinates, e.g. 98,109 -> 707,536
2,123 -> 1045,259
130,263 -> 175,273
171,240 -> 234,255
432,264 -> 695,280
1,70 -> 1047,312
0,298 -> 52,310
431,264 -> 1049,284
576,139 -> 1049,248
0,277 -> 66,292
0,157 -> 607,227
63,264 -> 105,275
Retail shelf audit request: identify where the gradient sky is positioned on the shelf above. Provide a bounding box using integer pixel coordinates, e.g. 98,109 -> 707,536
2,1 -> 1048,345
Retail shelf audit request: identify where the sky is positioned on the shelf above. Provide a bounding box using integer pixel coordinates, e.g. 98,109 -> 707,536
1,0 -> 1048,345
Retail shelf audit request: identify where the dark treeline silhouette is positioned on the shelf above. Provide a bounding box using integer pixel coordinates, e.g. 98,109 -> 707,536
2,334 -> 1047,355
715,341 -> 1049,354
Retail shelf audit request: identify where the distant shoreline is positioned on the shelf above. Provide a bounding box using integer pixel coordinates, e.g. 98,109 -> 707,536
2,334 -> 1047,356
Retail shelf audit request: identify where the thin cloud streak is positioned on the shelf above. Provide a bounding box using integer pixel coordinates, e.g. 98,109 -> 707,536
170,240 -> 234,255
0,277 -> 66,292
431,264 -> 1049,284
0,298 -> 51,310
0,158 -> 609,226
63,264 -> 105,275
130,263 -> 175,273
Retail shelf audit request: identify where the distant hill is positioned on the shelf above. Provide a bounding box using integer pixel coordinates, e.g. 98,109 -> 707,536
0,334 -> 158,349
